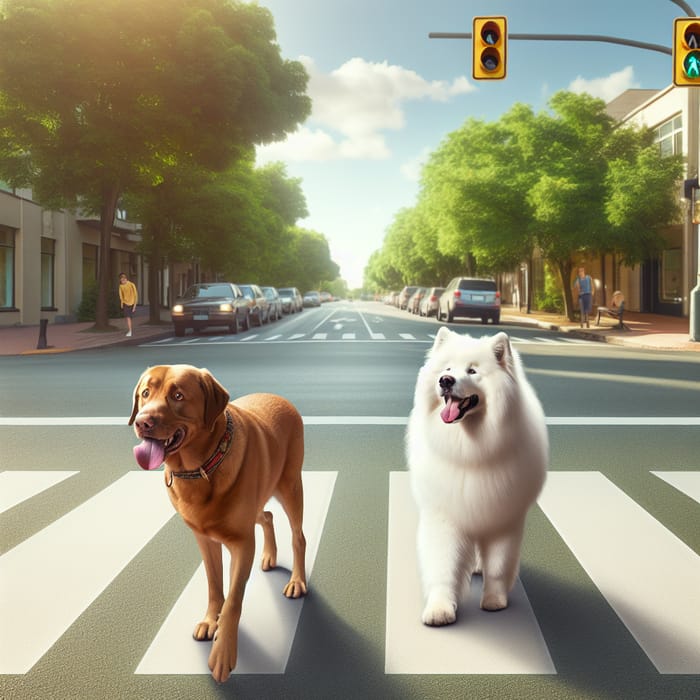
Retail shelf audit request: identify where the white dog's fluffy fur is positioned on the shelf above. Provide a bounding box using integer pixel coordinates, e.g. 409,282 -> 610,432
406,327 -> 548,626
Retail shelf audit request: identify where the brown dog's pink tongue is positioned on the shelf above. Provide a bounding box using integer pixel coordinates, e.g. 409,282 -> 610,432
134,438 -> 165,471
440,398 -> 461,424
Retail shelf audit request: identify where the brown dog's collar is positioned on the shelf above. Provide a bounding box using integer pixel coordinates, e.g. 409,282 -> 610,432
165,411 -> 233,487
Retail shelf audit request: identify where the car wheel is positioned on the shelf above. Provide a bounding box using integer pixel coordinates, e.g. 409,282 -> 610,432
481,316 -> 488,324
174,324 -> 185,337
229,318 -> 238,334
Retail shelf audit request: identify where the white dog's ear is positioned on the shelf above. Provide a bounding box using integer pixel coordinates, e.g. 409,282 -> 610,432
490,332 -> 512,366
428,326 -> 452,357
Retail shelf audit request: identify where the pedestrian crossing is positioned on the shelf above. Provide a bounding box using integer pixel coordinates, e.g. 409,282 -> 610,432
143,332 -> 594,348
1,466 -> 698,678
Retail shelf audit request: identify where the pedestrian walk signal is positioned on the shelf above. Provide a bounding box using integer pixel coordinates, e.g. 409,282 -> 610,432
673,17 -> 700,86
472,16 -> 507,80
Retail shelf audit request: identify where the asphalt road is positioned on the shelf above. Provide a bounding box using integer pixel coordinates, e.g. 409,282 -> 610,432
1,302 -> 699,700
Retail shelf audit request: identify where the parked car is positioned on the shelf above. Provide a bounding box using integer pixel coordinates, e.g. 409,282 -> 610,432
407,287 -> 426,314
261,286 -> 283,321
238,284 -> 269,326
303,290 -> 322,307
437,277 -> 501,324
419,287 -> 445,317
277,287 -> 303,313
171,282 -> 250,337
398,285 -> 418,310
320,291 -> 333,303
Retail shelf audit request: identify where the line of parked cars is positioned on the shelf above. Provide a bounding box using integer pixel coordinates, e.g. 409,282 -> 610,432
385,277 -> 501,325
171,283 -> 305,337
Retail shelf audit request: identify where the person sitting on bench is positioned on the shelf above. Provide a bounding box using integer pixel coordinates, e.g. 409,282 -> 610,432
596,290 -> 627,329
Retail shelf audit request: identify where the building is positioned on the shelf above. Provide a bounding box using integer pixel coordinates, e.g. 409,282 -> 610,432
0,185 -> 146,327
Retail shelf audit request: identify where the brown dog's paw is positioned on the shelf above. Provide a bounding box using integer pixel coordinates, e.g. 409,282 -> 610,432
282,578 -> 307,599
208,635 -> 237,683
193,617 -> 218,641
260,551 -> 277,571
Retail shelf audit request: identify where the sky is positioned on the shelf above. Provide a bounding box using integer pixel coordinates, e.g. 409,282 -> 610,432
255,0 -> 683,288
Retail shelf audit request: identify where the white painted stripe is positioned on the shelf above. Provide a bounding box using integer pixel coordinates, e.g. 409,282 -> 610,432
538,471 -> 700,674
313,333 -> 327,340
2,416 -> 700,427
385,472 -> 555,674
371,333 -> 386,340
0,471 -> 78,515
559,337 -> 592,344
652,471 -> 700,505
265,334 -> 282,341
239,334 -> 259,341
342,333 -> 356,340
181,338 -> 201,345
288,333 -> 306,340
0,472 -> 175,674
534,336 -> 559,344
136,471 -> 337,675
208,337 -> 224,342
399,333 -> 415,340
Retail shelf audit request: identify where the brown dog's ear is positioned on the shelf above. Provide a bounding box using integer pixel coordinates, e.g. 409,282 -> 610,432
128,372 -> 145,425
199,368 -> 230,431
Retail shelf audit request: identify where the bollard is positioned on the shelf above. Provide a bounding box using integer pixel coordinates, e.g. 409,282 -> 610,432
37,318 -> 48,349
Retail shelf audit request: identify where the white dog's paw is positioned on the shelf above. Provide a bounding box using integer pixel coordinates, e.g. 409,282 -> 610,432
480,592 -> 508,611
422,593 -> 457,626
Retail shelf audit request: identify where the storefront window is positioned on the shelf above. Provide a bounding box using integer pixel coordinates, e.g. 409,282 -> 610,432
0,227 -> 15,309
41,237 -> 55,309
660,248 -> 682,304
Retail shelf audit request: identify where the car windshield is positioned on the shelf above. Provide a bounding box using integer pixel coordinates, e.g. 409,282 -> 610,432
185,284 -> 232,299
278,289 -> 294,297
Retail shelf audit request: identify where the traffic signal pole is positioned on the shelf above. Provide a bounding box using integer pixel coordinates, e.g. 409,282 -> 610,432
430,0 -> 700,340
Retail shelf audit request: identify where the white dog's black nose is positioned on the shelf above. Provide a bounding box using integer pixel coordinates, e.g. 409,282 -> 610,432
439,375 -> 455,391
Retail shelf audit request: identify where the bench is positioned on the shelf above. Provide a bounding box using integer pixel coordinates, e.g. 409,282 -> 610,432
595,291 -> 629,330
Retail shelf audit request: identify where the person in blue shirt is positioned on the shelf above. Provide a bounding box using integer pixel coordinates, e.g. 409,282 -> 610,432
573,266 -> 593,328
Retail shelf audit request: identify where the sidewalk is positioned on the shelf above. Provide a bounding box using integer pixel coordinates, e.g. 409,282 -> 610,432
0,308 -> 173,356
502,306 -> 700,352
0,304 -> 698,355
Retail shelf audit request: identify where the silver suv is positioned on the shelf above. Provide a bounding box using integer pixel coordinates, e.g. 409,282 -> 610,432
438,277 -> 500,324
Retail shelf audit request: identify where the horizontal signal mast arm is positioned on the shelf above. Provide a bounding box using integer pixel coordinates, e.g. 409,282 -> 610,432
428,32 -> 672,56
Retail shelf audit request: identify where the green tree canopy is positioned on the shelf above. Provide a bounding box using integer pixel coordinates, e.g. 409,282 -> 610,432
0,0 -> 310,327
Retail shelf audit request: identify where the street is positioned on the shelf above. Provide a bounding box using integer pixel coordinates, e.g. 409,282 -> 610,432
1,301 -> 699,700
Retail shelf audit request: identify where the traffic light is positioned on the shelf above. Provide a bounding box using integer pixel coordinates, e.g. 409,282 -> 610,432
472,16 -> 507,80
673,17 -> 700,86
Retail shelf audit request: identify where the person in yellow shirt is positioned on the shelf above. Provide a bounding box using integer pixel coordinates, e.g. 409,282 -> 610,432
118,272 -> 138,337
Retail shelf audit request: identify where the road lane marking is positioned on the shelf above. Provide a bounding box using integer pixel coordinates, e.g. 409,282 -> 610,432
652,471 -> 700,504
538,471 -> 700,674
342,333 -> 356,340
399,333 -> 415,340
0,472 -> 175,674
313,333 -> 327,340
385,472 -> 556,674
0,471 -> 78,515
135,471 -> 337,675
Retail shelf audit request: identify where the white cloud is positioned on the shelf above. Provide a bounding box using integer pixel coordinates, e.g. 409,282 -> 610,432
567,66 -> 640,102
257,56 -> 474,163
400,146 -> 431,182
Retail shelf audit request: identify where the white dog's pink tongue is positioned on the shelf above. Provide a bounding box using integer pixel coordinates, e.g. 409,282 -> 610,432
441,398 -> 461,424
133,438 -> 165,470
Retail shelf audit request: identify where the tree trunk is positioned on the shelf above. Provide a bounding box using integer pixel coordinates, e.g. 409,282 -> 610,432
94,183 -> 120,331
555,258 -> 575,320
148,240 -> 161,325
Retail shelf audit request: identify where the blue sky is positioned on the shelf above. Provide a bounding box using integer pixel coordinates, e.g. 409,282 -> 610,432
256,0 -> 682,287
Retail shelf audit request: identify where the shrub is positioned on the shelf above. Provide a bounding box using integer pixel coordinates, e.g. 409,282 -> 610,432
77,282 -> 121,321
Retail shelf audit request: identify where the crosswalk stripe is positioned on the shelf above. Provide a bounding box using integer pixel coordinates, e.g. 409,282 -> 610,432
0,471 -> 78,515
538,472 -> 700,674
135,471 -> 337,675
342,333 -> 356,340
385,472 -> 556,675
0,472 -> 175,674
399,333 -> 415,340
313,333 -> 327,340
239,334 -> 259,341
652,471 -> 700,504
265,334 -> 283,341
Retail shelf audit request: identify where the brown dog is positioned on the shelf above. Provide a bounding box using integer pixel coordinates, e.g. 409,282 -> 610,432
129,364 -> 306,683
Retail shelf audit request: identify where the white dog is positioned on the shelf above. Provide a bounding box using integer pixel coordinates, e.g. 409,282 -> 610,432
406,327 -> 548,626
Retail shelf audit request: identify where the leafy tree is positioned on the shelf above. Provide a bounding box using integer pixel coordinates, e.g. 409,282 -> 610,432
0,0 -> 310,328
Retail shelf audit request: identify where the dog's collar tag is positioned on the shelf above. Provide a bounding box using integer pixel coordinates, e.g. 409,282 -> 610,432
166,411 -> 234,487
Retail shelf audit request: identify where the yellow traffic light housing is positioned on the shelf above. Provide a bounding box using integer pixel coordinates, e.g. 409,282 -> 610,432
472,16 -> 507,80
673,17 -> 700,86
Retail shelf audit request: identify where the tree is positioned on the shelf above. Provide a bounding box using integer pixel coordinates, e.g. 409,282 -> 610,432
0,0 -> 310,328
